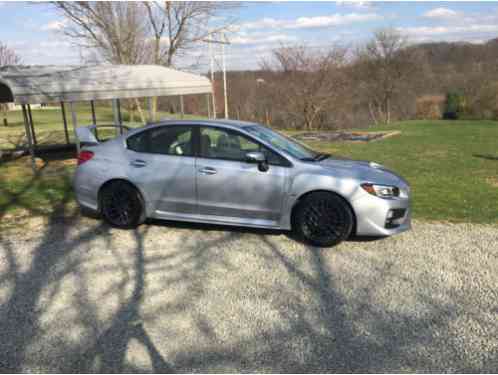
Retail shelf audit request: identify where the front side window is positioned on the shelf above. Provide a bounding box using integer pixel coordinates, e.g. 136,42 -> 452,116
199,127 -> 287,165
243,125 -> 318,161
127,126 -> 193,156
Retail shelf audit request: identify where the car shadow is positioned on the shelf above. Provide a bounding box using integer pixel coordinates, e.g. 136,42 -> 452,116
145,218 -> 386,246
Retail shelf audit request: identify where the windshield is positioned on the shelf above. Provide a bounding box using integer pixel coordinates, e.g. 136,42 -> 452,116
243,125 -> 320,161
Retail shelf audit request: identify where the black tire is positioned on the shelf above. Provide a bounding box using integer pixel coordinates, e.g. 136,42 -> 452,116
292,192 -> 354,247
79,205 -> 100,219
99,180 -> 145,229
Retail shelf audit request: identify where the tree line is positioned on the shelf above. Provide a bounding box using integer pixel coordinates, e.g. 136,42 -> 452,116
220,30 -> 498,130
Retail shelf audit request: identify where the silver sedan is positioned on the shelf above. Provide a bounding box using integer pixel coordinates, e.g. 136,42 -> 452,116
74,120 -> 411,247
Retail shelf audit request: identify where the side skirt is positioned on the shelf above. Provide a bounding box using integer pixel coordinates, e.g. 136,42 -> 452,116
152,210 -> 285,230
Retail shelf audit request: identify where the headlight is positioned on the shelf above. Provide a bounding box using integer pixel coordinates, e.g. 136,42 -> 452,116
361,183 -> 400,198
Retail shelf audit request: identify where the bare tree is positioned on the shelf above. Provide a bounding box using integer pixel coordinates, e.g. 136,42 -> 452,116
261,44 -> 349,130
143,2 -> 235,66
51,2 -> 150,123
51,1 -> 237,121
0,42 -> 22,127
51,2 -> 150,64
355,28 -> 424,124
141,2 -> 236,116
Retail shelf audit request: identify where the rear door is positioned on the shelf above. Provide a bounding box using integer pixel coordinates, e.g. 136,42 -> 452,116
125,125 -> 197,216
195,126 -> 289,227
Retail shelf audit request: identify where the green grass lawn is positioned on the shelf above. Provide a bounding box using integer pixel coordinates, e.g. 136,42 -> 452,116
303,120 -> 498,224
0,119 -> 497,224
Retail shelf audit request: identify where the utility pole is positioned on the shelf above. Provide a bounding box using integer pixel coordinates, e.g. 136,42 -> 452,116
222,33 -> 228,119
208,36 -> 217,119
205,32 -> 230,119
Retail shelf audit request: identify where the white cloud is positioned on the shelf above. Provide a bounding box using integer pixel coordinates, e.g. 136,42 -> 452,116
423,7 -> 460,20
240,12 -> 381,31
336,1 -> 373,10
230,32 -> 298,46
427,8 -> 498,26
399,8 -> 498,42
41,20 -> 67,31
397,23 -> 498,45
292,13 -> 381,29
239,18 -> 285,30
401,24 -> 498,37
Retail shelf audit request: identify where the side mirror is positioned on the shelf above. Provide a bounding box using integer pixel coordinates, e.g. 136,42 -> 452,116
246,151 -> 269,172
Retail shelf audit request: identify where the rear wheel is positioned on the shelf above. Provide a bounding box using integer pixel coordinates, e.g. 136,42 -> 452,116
100,181 -> 144,229
293,192 -> 354,247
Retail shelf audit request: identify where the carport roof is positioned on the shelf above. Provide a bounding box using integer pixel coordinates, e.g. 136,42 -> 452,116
0,64 -> 212,104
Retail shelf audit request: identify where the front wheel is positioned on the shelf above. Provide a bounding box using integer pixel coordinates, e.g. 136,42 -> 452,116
100,181 -> 145,229
292,192 -> 354,247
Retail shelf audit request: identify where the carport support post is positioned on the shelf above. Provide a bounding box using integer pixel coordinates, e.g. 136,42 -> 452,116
180,95 -> 184,119
90,100 -> 97,124
206,93 -> 211,119
69,102 -> 80,155
27,104 -> 37,146
21,104 -> 36,173
90,100 -> 98,139
211,91 -> 217,119
147,97 -> 153,123
117,99 -> 123,135
60,101 -> 70,145
112,99 -> 120,136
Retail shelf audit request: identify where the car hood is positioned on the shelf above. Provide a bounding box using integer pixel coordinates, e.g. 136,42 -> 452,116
318,157 -> 409,188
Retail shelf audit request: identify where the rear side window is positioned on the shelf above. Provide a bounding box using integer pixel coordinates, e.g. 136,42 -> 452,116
127,126 -> 193,156
127,131 -> 148,153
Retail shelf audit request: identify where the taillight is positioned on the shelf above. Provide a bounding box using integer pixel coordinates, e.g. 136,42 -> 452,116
77,150 -> 94,165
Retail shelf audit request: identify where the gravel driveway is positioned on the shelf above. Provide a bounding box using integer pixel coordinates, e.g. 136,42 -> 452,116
0,213 -> 496,373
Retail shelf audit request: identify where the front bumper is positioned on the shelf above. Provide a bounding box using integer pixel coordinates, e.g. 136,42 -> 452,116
351,193 -> 411,237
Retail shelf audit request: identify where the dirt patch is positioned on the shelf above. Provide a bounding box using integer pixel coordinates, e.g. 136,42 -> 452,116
486,176 -> 498,188
292,130 -> 401,143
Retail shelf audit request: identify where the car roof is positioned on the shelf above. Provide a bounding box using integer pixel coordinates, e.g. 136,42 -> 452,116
125,119 -> 267,142
144,119 -> 262,130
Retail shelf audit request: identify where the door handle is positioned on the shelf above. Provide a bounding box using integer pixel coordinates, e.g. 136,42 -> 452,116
199,167 -> 217,175
130,159 -> 147,168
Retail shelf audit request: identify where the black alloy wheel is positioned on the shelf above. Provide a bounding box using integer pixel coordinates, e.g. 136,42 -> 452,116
100,181 -> 144,229
293,192 -> 354,247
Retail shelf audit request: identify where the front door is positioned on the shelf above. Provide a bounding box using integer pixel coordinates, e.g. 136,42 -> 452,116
195,126 -> 288,227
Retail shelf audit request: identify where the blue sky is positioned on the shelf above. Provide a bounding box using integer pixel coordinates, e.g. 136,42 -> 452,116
2,1 -> 498,71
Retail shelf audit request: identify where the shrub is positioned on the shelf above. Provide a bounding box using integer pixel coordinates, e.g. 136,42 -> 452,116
443,92 -> 465,120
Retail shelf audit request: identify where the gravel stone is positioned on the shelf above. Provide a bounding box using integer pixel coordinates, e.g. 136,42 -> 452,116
0,217 -> 496,372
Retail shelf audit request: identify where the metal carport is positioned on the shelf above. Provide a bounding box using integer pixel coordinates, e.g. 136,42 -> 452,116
0,64 -> 213,171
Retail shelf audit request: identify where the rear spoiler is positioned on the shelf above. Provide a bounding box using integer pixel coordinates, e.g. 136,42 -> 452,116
75,124 -> 132,146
